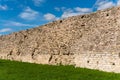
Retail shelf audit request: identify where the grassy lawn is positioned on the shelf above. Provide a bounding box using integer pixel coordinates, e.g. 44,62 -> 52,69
0,59 -> 120,80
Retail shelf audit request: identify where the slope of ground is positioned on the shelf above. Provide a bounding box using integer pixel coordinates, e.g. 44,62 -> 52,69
0,59 -> 120,80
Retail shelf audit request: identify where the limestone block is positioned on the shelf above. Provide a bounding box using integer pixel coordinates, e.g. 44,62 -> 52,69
34,54 -> 51,64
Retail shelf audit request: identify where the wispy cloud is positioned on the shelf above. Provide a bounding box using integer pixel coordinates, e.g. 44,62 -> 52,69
19,7 -> 39,20
0,4 -> 8,10
59,7 -> 92,18
117,0 -> 120,6
94,0 -> 115,10
54,7 -> 61,11
3,21 -> 37,27
61,8 -> 78,18
44,13 -> 59,21
0,28 -> 12,33
74,7 -> 92,13
32,0 -> 45,6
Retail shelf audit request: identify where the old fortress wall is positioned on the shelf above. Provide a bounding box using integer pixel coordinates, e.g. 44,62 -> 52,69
0,6 -> 120,73
75,52 -> 120,73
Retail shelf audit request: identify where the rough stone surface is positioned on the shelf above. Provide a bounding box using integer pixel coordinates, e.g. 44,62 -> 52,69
0,6 -> 120,72
75,52 -> 120,73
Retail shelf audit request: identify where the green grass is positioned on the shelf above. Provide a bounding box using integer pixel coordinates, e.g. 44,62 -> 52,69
0,59 -> 120,80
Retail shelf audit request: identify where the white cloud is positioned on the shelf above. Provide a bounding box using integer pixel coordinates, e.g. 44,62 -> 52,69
94,0 -> 115,10
32,0 -> 45,6
74,7 -> 92,13
61,12 -> 80,18
44,13 -> 59,21
61,7 -> 92,18
0,5 -> 8,10
19,7 -> 39,20
54,7 -> 69,12
4,21 -> 37,27
98,2 -> 115,10
54,7 -> 61,11
61,9 -> 78,18
117,0 -> 120,5
0,28 -> 12,33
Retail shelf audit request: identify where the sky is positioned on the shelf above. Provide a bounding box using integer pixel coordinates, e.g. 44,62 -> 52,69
0,0 -> 119,35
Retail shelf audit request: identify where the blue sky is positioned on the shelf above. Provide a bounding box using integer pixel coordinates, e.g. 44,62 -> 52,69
0,0 -> 119,35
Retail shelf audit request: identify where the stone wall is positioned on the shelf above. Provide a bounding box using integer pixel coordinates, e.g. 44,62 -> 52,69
0,6 -> 120,73
75,52 -> 120,73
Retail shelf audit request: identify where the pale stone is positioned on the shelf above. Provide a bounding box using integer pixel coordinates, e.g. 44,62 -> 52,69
0,6 -> 120,73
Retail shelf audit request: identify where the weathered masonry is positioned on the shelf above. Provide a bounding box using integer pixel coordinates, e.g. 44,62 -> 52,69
75,52 -> 120,73
0,6 -> 120,73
